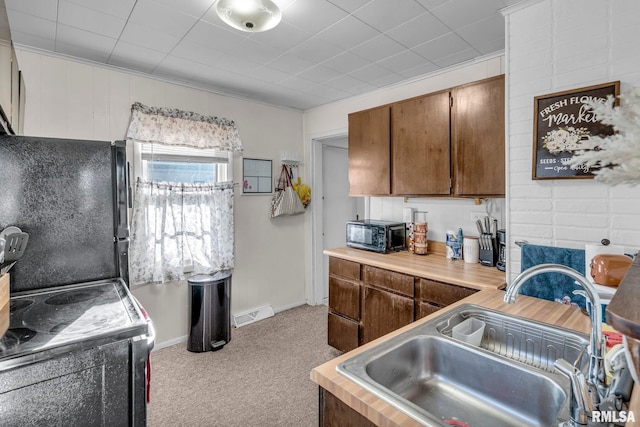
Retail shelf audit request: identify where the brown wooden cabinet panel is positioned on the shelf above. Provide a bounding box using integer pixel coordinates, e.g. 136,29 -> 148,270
348,106 -> 391,196
363,265 -> 414,297
319,387 -> 376,427
328,276 -> 360,321
415,300 -> 442,320
328,257 -> 360,281
451,75 -> 505,196
417,278 -> 477,307
328,312 -> 359,353
391,91 -> 451,195
361,286 -> 414,345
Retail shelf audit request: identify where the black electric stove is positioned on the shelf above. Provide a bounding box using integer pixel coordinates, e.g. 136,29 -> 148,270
0,279 -> 147,368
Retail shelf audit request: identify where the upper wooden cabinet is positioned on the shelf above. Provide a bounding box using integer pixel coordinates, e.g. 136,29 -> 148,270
348,75 -> 505,197
392,90 -> 451,195
0,41 -> 25,135
451,75 -> 505,196
348,105 -> 391,196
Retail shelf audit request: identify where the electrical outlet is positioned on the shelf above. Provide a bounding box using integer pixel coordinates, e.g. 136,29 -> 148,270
470,211 -> 486,222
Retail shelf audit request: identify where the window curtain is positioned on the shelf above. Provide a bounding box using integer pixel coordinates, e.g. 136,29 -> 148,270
126,102 -> 241,285
129,180 -> 235,285
126,102 -> 243,152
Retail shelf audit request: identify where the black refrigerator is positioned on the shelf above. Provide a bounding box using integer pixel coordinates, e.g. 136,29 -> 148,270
0,134 -> 153,426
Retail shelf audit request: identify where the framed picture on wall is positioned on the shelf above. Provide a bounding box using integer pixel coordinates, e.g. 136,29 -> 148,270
532,81 -> 620,180
243,158 -> 273,194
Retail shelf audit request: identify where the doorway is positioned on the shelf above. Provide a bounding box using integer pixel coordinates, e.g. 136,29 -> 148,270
311,135 -> 363,305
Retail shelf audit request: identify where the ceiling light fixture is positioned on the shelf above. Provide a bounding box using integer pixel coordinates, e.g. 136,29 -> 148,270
215,0 -> 282,33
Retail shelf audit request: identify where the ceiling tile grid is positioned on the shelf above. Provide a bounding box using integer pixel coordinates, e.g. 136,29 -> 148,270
4,0 -> 516,110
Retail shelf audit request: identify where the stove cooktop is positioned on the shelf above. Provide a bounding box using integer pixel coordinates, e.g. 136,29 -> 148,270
0,279 -> 147,364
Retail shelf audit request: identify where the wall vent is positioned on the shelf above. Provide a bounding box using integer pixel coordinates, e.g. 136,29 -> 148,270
232,305 -> 274,328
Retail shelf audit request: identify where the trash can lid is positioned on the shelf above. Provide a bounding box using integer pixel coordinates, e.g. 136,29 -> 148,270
187,271 -> 232,284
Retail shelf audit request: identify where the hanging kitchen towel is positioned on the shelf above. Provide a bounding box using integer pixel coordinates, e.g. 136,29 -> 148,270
270,165 -> 305,218
519,243 -> 587,308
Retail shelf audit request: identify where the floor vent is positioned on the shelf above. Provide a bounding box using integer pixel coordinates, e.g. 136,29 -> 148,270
232,305 -> 275,328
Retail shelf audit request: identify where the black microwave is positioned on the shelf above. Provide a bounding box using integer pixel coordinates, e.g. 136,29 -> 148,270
346,220 -> 406,253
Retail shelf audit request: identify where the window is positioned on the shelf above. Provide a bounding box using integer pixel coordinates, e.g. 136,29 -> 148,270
135,142 -> 232,184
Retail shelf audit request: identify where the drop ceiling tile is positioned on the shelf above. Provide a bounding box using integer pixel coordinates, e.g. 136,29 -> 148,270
5,0 -> 58,20
282,0 -> 349,34
184,20 -> 248,55
5,9 -> 56,41
287,37 -> 344,63
58,0 -> 127,39
326,0 -> 373,13
9,30 -> 56,51
412,32 -> 472,62
353,0 -> 427,33
303,82 -> 352,101
149,0 -> 216,19
119,22 -> 182,54
433,48 -> 478,68
398,61 -> 440,79
321,50 -> 371,75
370,72 -> 409,88
108,41 -> 167,73
415,0 -> 450,10
296,64 -> 343,84
350,34 -> 405,62
231,38 -> 285,65
64,0 -> 138,19
324,74 -> 368,93
456,14 -> 505,47
153,55 -> 212,81
128,0 -> 200,37
55,24 -> 117,61
348,63 -> 393,82
215,52 -> 263,75
385,12 -> 450,48
240,65 -> 290,84
430,0 -> 506,30
266,53 -> 315,74
316,15 -> 379,50
377,50 -> 429,74
250,21 -> 313,52
170,39 -> 226,66
277,75 -> 318,92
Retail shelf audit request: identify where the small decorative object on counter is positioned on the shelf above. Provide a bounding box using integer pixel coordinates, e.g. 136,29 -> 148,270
413,222 -> 428,255
446,229 -> 463,260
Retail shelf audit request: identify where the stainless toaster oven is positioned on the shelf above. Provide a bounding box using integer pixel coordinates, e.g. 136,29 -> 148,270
346,220 -> 406,253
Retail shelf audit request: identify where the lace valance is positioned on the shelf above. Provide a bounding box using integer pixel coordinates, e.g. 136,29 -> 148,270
126,102 -> 243,152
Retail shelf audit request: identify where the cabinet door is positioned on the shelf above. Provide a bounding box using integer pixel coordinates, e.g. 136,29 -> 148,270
361,286 -> 414,345
348,106 -> 391,196
391,91 -> 451,195
328,312 -> 359,353
451,75 -> 505,196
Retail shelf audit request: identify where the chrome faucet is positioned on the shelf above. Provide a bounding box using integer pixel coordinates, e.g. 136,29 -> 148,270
503,264 -> 606,425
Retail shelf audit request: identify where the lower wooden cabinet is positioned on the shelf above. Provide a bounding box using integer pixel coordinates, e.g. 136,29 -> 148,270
327,256 -> 480,352
361,286 -> 414,345
319,387 -> 376,427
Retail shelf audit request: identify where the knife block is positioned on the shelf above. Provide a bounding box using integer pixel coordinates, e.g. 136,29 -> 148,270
0,274 -> 8,337
479,235 -> 497,267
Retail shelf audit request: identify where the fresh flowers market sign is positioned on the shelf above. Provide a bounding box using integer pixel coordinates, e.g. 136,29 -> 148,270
532,81 -> 620,179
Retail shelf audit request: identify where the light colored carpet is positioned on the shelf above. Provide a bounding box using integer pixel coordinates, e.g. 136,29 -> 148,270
147,304 -> 341,427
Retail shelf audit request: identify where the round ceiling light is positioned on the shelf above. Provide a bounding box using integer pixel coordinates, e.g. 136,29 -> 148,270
215,0 -> 282,33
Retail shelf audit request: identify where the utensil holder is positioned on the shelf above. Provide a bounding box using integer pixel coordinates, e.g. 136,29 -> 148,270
452,318 -> 486,346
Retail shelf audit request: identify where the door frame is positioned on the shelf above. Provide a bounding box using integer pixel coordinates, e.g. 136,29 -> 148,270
310,129 -> 349,306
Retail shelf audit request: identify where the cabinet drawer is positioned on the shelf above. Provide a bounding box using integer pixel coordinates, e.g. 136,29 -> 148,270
417,279 -> 477,306
328,312 -> 359,353
363,265 -> 414,297
329,257 -> 361,281
361,286 -> 414,345
415,300 -> 442,320
329,276 -> 360,321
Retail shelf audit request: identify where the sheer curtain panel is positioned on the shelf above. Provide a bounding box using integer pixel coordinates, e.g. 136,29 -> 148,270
129,180 -> 235,285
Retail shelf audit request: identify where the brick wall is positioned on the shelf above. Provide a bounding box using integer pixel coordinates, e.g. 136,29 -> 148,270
505,0 -> 640,279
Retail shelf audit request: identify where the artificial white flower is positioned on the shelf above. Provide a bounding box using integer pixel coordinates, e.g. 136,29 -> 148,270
568,88 -> 640,185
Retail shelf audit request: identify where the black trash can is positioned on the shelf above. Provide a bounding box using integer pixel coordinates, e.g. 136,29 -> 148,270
187,271 -> 232,352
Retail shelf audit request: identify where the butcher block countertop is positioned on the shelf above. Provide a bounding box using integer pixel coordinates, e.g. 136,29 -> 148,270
311,289 -> 640,426
0,274 -> 8,337
324,246 -> 506,291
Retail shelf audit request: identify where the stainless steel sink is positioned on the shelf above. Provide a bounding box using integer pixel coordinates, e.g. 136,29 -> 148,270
337,304 -> 590,426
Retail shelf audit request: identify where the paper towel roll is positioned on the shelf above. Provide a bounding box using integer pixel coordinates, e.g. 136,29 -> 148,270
585,243 -> 625,283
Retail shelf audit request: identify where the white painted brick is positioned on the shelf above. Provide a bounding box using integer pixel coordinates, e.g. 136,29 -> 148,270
611,214 -> 640,231
510,223 -> 553,239
511,211 -> 552,225
555,213 -> 609,228
555,226 -> 608,243
554,240 -> 587,251
509,173 -> 534,186
510,198 -> 553,211
610,198 -> 640,214
510,184 -> 553,198
610,229 -> 640,249
553,67 -> 611,91
510,145 -> 532,161
554,198 -> 608,214
553,184 -> 608,199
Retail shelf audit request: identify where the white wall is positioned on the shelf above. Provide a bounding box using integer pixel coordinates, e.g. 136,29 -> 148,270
504,0 -> 640,280
15,50 -> 306,346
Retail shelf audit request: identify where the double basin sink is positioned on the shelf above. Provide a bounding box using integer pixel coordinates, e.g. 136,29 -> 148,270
337,304 -> 589,427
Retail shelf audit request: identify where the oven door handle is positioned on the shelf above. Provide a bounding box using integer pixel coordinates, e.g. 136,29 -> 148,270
131,295 -> 155,352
